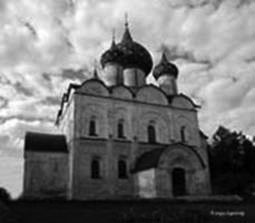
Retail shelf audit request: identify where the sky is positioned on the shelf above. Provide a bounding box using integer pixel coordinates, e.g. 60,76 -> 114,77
0,0 -> 255,198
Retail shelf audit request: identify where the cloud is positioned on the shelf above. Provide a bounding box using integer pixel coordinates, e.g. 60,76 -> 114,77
0,156 -> 23,198
0,118 -> 55,152
0,0 -> 255,196
0,96 -> 8,109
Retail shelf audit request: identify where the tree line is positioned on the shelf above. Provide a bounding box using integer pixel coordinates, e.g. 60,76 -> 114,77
209,126 -> 255,197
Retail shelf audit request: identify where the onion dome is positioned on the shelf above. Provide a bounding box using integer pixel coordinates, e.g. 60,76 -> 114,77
153,52 -> 179,80
100,35 -> 124,68
116,23 -> 153,76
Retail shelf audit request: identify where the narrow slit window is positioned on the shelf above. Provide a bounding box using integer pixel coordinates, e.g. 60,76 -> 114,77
118,159 -> 128,179
91,158 -> 100,179
117,119 -> 125,138
89,117 -> 97,136
181,126 -> 186,142
148,123 -> 156,143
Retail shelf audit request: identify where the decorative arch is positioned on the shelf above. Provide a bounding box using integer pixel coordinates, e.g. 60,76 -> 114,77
78,79 -> 109,96
81,103 -> 107,137
111,107 -> 130,139
111,85 -> 133,99
175,115 -> 195,144
156,144 -> 207,197
158,144 -> 206,170
133,144 -> 209,197
136,85 -> 168,105
171,94 -> 197,110
138,111 -> 170,144
131,144 -> 206,174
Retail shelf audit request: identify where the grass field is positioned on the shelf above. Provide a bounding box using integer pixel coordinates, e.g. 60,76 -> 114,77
1,198 -> 254,223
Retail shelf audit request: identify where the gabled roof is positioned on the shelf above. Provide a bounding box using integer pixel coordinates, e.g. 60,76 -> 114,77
24,132 -> 68,153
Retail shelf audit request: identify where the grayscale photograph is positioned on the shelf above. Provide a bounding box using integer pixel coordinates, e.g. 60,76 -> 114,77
0,0 -> 254,222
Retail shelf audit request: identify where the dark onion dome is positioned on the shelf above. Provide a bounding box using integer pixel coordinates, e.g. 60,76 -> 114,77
116,25 -> 153,76
153,52 -> 179,80
100,38 -> 124,68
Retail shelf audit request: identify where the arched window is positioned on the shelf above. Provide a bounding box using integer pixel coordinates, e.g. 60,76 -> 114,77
148,121 -> 156,143
180,126 -> 186,142
91,157 -> 100,179
117,119 -> 125,138
89,116 -> 97,136
118,158 -> 128,179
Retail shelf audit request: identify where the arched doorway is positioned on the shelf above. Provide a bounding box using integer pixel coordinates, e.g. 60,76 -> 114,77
172,168 -> 186,196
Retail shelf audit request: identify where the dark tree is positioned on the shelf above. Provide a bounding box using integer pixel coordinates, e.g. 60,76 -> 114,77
209,126 -> 255,196
0,187 -> 11,203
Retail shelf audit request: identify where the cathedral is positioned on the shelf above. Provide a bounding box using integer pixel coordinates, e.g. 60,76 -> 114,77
23,20 -> 211,200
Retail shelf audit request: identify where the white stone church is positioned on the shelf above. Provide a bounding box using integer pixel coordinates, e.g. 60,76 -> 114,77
23,20 -> 211,200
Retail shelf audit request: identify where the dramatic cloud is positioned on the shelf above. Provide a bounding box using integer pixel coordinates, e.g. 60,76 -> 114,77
0,0 -> 255,196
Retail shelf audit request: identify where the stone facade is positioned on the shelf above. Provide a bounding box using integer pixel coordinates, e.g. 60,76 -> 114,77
53,76 -> 211,199
23,152 -> 68,199
23,21 -> 211,200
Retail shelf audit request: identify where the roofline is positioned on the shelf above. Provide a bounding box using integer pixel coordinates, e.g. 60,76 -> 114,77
56,78 -> 199,125
176,93 -> 201,108
74,91 -> 197,112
